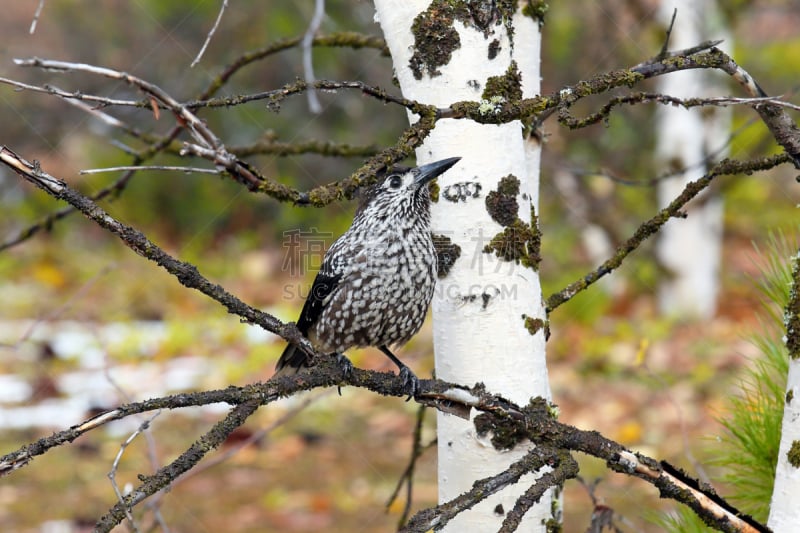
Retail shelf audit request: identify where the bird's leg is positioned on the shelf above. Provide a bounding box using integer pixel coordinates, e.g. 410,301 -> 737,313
379,345 -> 418,400
333,352 -> 353,396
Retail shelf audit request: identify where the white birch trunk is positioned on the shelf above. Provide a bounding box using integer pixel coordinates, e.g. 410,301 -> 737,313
655,0 -> 730,318
769,361 -> 800,529
769,253 -> 800,529
373,2 -> 552,529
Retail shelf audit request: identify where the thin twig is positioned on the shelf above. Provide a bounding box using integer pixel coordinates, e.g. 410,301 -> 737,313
198,32 -> 388,101
0,76 -> 144,108
101,352 -> 170,532
185,79 -> 425,113
80,165 -> 220,175
108,413 -> 162,533
302,0 -> 326,113
29,0 -> 46,34
14,56 -> 266,189
386,404 -> 434,528
191,0 -> 228,68
656,8 -> 678,61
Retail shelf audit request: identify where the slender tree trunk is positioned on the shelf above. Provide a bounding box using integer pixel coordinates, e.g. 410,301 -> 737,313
655,0 -> 730,318
373,2 -> 553,529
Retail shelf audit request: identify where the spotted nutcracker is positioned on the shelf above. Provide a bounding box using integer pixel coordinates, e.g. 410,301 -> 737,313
275,157 -> 461,397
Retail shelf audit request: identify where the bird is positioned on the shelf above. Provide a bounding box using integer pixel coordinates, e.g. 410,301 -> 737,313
275,157 -> 461,397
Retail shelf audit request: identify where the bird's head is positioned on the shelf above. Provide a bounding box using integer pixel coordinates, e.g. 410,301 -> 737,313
355,157 -> 461,224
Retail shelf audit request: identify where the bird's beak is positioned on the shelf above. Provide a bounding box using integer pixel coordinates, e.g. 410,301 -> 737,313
414,157 -> 461,187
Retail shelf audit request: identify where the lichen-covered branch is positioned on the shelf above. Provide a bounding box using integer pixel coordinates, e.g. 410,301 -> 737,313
558,92 -> 785,130
498,452 -> 578,533
545,153 -> 792,313
0,146 -> 299,344
200,32 -> 388,100
186,79 -> 427,114
229,137 -> 379,158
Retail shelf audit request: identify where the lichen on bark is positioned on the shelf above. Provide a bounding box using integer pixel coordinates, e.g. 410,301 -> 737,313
483,175 -> 541,270
433,232 -> 461,278
482,61 -> 523,102
409,1 -> 467,79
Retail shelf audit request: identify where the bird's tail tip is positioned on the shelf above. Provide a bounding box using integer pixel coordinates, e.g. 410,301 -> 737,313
274,343 -> 311,376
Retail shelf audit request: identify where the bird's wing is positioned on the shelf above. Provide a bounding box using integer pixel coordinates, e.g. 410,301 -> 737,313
295,237 -> 347,335
295,270 -> 341,334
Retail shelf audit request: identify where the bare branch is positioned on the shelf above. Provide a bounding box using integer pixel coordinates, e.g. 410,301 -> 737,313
0,349 -> 769,533
14,58 -> 220,148
0,145 -> 297,344
191,0 -> 228,68
655,8 -> 678,60
0,76 -> 144,108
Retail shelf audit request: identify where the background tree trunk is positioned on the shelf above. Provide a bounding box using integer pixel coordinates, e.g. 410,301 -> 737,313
655,0 -> 731,318
373,2 -> 553,529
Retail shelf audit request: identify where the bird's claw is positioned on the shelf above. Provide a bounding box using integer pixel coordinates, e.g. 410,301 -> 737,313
335,353 -> 353,396
398,366 -> 419,401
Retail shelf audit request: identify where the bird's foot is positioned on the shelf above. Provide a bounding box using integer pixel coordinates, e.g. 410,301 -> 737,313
334,353 -> 353,396
398,365 -> 419,401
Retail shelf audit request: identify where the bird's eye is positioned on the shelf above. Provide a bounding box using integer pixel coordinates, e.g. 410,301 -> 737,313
388,175 -> 403,189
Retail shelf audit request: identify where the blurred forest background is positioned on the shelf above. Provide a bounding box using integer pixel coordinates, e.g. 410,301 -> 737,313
1,0 -> 799,531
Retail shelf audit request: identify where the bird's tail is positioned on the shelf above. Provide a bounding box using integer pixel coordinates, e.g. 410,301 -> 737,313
274,343 -> 312,376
